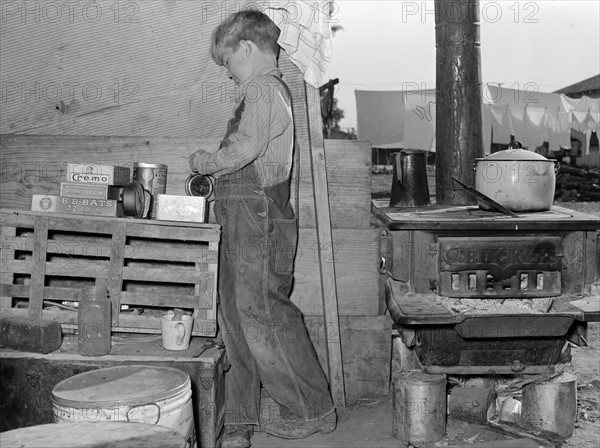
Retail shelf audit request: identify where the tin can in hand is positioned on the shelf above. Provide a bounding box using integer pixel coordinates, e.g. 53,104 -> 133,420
185,173 -> 214,201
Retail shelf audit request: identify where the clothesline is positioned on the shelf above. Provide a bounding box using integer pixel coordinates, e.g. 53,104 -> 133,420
355,87 -> 599,154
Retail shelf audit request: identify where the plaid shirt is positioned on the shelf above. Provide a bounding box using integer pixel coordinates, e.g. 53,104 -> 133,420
190,67 -> 294,188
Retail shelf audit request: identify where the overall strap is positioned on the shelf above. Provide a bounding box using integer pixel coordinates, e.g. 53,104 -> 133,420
268,74 -> 299,218
220,99 -> 246,150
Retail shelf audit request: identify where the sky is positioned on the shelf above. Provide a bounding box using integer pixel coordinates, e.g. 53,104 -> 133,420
322,0 -> 600,131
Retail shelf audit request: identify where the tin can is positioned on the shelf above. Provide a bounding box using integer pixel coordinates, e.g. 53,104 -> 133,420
185,173 -> 214,200
133,163 -> 167,219
392,372 -> 446,444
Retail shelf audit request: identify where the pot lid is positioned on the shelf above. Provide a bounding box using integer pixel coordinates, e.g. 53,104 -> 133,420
481,148 -> 550,161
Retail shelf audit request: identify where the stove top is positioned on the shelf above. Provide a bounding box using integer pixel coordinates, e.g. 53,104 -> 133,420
372,200 -> 600,231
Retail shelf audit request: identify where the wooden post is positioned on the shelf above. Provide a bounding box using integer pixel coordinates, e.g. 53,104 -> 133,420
304,82 -> 346,410
435,0 -> 484,205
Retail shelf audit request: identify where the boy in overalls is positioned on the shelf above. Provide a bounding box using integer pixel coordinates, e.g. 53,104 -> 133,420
189,10 -> 336,448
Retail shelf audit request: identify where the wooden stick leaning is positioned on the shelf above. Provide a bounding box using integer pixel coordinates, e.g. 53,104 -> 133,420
304,82 -> 346,409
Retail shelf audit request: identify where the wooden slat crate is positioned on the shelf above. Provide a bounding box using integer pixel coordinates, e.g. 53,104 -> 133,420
1,209 -> 220,336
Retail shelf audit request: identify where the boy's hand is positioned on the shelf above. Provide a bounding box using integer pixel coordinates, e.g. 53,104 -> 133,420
189,149 -> 208,173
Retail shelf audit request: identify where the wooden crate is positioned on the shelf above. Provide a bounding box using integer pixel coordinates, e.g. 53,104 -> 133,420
0,209 -> 220,337
0,338 -> 226,448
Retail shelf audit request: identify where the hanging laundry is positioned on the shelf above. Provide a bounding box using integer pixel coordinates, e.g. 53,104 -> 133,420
522,106 -> 548,150
545,108 -> 560,151
487,104 -> 512,144
558,111 -> 572,149
267,1 -> 333,86
507,107 -> 525,145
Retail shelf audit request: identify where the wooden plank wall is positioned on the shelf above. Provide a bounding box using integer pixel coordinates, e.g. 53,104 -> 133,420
0,135 -> 372,229
1,0 -> 380,318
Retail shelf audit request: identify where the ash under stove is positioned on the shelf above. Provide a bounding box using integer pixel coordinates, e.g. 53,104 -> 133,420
372,201 -> 600,375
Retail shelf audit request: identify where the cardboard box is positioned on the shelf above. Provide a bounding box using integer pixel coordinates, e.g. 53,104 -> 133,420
31,195 -> 122,217
66,163 -> 130,186
155,194 -> 207,223
60,182 -> 121,200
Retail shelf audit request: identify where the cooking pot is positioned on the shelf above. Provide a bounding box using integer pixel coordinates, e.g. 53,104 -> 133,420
473,141 -> 560,212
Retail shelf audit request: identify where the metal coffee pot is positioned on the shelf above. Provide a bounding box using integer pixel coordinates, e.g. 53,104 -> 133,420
389,149 -> 431,208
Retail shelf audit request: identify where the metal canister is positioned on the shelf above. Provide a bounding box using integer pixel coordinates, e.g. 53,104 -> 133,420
392,371 -> 446,444
133,163 -> 167,219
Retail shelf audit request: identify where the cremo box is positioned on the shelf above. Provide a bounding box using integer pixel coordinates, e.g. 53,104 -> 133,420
66,163 -> 131,186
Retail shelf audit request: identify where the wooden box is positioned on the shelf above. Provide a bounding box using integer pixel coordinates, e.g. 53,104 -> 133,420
0,337 -> 225,448
0,209 -> 220,337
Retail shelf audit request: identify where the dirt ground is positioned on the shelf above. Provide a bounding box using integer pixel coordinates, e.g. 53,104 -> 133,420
251,323 -> 599,448
252,176 -> 599,448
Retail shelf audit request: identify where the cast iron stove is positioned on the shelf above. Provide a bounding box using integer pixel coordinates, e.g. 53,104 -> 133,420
372,201 -> 600,375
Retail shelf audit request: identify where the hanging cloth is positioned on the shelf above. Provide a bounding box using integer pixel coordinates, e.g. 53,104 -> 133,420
488,104 -> 512,144
558,111 -> 572,149
507,106 -> 525,144
523,106 -> 548,150
545,108 -> 560,151
266,1 -> 333,87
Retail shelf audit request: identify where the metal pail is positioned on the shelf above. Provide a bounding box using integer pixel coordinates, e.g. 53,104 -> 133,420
520,372 -> 577,438
392,371 -> 446,444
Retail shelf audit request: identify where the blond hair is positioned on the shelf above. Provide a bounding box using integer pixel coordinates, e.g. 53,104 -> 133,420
210,10 -> 281,65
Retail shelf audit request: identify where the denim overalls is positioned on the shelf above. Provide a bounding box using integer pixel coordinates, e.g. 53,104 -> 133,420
214,76 -> 334,425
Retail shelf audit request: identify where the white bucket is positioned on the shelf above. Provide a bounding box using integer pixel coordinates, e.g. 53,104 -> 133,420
52,365 -> 196,448
0,422 -> 186,448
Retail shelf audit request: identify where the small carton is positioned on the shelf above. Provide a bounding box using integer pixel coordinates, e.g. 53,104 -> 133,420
31,195 -> 122,217
60,182 -> 121,200
66,163 -> 130,186
31,195 -> 58,212
155,195 -> 207,223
